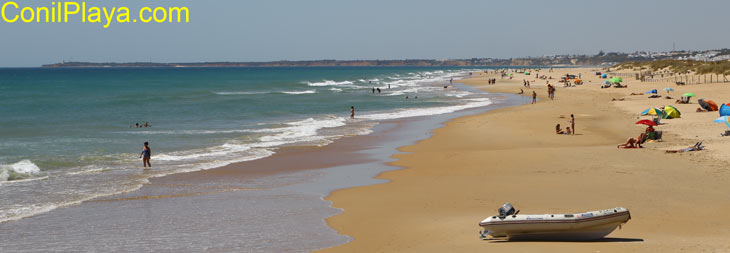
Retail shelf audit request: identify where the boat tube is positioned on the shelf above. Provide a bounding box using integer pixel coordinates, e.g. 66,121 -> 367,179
479,203 -> 630,241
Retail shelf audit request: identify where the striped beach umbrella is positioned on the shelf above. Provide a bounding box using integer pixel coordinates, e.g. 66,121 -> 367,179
641,107 -> 664,116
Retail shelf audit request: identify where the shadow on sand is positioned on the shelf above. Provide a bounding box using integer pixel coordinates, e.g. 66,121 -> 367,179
486,237 -> 644,243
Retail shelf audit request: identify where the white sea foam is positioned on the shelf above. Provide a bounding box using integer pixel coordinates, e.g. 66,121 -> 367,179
304,80 -> 354,86
66,167 -> 109,176
360,98 -> 493,121
445,91 -> 473,98
0,204 -> 59,223
214,91 -> 267,95
0,160 -> 41,182
154,144 -> 253,161
329,88 -> 342,92
281,90 -> 316,95
152,117 -> 347,163
259,117 -> 346,143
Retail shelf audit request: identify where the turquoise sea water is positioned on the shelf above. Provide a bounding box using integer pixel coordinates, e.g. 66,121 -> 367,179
0,66 -> 494,224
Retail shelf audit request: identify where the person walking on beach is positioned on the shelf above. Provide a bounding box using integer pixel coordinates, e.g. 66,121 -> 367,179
350,106 -> 355,119
531,91 -> 537,104
372,87 -> 375,94
569,114 -> 575,135
140,142 -> 151,168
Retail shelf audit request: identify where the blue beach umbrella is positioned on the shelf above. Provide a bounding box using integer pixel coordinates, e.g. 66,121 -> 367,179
714,116 -> 730,128
645,89 -> 658,94
663,87 -> 674,92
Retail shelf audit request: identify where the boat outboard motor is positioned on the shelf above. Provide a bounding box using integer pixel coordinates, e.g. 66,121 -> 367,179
498,202 -> 516,218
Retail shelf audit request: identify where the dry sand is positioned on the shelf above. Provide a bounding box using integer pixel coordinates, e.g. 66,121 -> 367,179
322,68 -> 730,252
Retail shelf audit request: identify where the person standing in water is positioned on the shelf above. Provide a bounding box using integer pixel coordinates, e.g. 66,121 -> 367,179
350,106 -> 355,119
532,91 -> 537,104
140,142 -> 151,168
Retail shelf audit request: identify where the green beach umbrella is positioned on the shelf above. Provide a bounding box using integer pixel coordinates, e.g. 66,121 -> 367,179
682,92 -> 696,97
609,77 -> 623,84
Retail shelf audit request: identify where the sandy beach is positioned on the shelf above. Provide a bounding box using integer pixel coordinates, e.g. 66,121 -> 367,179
323,68 -> 730,252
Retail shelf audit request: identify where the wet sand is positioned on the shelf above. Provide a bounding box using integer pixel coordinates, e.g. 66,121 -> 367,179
323,68 -> 730,252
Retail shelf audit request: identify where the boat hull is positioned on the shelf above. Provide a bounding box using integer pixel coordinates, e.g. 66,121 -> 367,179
479,207 -> 630,241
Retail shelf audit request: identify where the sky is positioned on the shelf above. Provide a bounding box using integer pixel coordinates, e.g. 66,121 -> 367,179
1,0 -> 729,67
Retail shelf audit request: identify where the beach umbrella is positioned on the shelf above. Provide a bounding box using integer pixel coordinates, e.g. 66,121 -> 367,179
524,71 -> 530,75
706,100 -> 719,111
682,92 -> 696,97
610,77 -> 623,84
603,80 -> 610,85
635,119 -> 658,126
721,104 -> 730,116
645,89 -> 658,94
714,116 -> 730,128
698,99 -> 711,111
663,105 -> 681,119
698,99 -> 718,111
601,74 -> 608,78
663,87 -> 674,92
641,107 -> 664,116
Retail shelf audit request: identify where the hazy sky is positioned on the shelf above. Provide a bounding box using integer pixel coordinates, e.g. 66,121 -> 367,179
2,0 -> 729,67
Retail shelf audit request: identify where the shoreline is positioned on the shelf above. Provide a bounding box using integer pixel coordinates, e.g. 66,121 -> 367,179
0,75 -> 525,251
322,68 -> 730,252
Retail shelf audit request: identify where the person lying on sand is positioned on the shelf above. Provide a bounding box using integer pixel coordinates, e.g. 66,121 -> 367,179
648,95 -> 662,98
618,133 -> 646,149
697,108 -> 709,112
665,142 -> 704,153
518,89 -> 524,94
555,124 -> 564,134
612,98 -> 625,101
630,93 -> 643,95
665,96 -> 673,99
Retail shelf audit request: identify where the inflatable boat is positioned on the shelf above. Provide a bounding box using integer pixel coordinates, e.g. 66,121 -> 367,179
479,203 -> 631,241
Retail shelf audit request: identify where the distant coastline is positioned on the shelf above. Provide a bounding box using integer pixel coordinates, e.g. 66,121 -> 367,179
41,49 -> 730,68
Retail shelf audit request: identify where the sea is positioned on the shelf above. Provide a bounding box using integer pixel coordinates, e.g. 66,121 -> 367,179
0,66 -> 515,251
